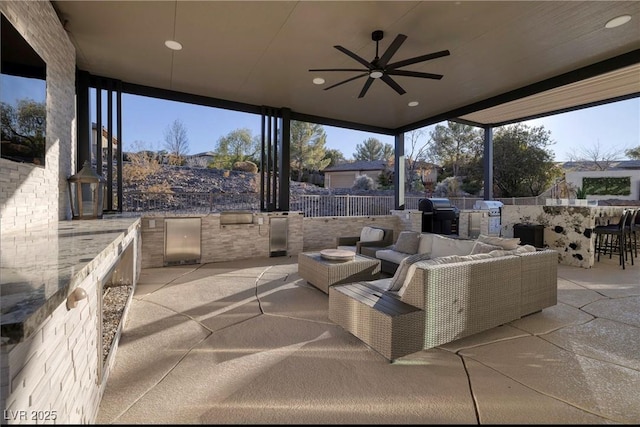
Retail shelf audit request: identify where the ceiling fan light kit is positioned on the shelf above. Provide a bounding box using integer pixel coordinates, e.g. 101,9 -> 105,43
309,30 -> 450,98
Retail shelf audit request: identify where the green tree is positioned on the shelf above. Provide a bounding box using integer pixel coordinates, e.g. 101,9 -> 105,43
492,123 -> 559,197
0,99 -> 46,164
353,137 -> 394,161
428,121 -> 483,178
624,146 -> 640,160
163,119 -> 189,165
211,128 -> 259,169
323,148 -> 346,167
290,121 -> 330,181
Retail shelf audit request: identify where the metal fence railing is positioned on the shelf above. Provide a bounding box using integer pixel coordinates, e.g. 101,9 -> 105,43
122,191 -> 259,212
122,192 -> 547,216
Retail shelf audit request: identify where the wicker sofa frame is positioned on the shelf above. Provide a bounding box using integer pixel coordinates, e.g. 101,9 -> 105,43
329,249 -> 558,361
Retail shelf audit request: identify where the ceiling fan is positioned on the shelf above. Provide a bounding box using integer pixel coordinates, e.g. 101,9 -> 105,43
309,30 -> 450,99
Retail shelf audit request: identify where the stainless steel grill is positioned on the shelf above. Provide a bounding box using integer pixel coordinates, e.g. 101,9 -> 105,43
473,200 -> 504,236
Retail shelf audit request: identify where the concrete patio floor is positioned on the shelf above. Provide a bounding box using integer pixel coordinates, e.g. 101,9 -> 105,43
97,253 -> 640,424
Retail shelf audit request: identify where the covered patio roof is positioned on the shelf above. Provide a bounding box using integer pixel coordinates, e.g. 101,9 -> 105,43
52,1 -> 640,133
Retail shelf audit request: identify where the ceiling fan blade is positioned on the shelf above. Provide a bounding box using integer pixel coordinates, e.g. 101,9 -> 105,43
378,34 -> 407,67
324,73 -> 369,91
309,68 -> 369,72
334,45 -> 373,69
380,74 -> 406,95
386,69 -> 443,80
358,77 -> 375,98
386,49 -> 450,70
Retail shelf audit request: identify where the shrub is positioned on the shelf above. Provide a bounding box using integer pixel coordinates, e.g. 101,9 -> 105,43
123,150 -> 161,185
352,175 -> 376,190
232,161 -> 258,173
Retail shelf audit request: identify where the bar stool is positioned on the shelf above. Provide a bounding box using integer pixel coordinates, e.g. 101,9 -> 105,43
626,208 -> 638,259
593,210 -> 633,269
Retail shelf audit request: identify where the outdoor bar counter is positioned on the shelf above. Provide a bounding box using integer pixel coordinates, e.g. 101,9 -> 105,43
1,216 -> 141,423
501,204 -> 628,268
1,216 -> 141,344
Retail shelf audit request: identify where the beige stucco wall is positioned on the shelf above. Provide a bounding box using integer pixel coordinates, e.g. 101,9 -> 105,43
566,170 -> 640,201
325,171 -> 381,189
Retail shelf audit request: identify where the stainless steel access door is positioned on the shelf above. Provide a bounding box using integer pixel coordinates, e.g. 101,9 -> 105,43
164,217 -> 201,265
269,217 -> 288,257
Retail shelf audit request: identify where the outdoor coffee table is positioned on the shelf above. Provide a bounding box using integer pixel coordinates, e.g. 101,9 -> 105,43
298,250 -> 381,294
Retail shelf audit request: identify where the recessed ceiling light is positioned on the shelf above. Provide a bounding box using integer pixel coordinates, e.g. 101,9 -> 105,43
408,101 -> 419,107
605,15 -> 631,29
164,40 -> 182,50
313,77 -> 325,85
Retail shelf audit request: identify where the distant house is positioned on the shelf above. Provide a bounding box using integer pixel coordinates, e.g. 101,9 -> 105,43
91,123 -> 118,162
409,160 -> 438,186
185,151 -> 215,168
322,160 -> 387,189
561,160 -> 640,201
322,159 -> 438,189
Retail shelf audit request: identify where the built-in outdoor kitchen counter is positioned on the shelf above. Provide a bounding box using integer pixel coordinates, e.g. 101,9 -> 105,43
1,216 -> 141,344
1,216 -> 141,423
139,211 -> 304,268
501,204 -> 628,268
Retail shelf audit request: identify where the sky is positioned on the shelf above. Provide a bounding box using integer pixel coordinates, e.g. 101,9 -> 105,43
3,75 -> 637,162
115,93 -> 639,162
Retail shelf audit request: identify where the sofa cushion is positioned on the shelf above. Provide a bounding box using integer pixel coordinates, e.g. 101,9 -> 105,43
470,241 -> 503,254
364,278 -> 394,292
417,233 -> 434,254
478,234 -> 520,250
388,252 -> 433,292
360,226 -> 385,242
488,244 -> 537,258
393,231 -> 420,254
430,234 -> 476,259
375,249 -> 412,265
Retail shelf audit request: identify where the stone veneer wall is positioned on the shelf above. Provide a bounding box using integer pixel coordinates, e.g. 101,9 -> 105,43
139,213 -> 413,268
501,204 -> 626,268
0,1 -> 76,234
302,215 -> 401,251
1,227 -> 140,424
140,212 -> 304,268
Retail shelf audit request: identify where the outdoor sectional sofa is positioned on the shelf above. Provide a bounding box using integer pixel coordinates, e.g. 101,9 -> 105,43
329,233 -> 558,361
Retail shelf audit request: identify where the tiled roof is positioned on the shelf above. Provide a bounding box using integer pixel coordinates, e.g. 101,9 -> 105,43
323,160 -> 388,172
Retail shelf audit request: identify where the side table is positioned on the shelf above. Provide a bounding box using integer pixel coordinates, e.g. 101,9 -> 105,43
298,252 -> 381,294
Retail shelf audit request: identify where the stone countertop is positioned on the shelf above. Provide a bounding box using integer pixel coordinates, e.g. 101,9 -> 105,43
1,216 -> 141,345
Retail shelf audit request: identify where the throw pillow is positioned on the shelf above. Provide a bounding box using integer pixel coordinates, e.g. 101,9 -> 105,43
393,231 -> 420,254
470,241 -> 503,255
387,252 -> 432,291
516,244 -> 537,253
478,234 -> 520,250
430,234 -> 476,259
417,233 -> 434,254
360,226 -> 384,243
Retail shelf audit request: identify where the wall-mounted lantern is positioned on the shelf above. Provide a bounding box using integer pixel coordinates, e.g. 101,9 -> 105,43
67,160 -> 106,219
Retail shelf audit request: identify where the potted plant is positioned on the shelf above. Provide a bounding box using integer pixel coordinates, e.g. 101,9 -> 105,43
575,186 -> 587,199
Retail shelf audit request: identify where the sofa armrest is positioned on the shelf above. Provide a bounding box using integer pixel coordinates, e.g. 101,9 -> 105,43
399,256 -> 522,349
356,240 -> 388,251
336,236 -> 359,247
518,250 -> 558,316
